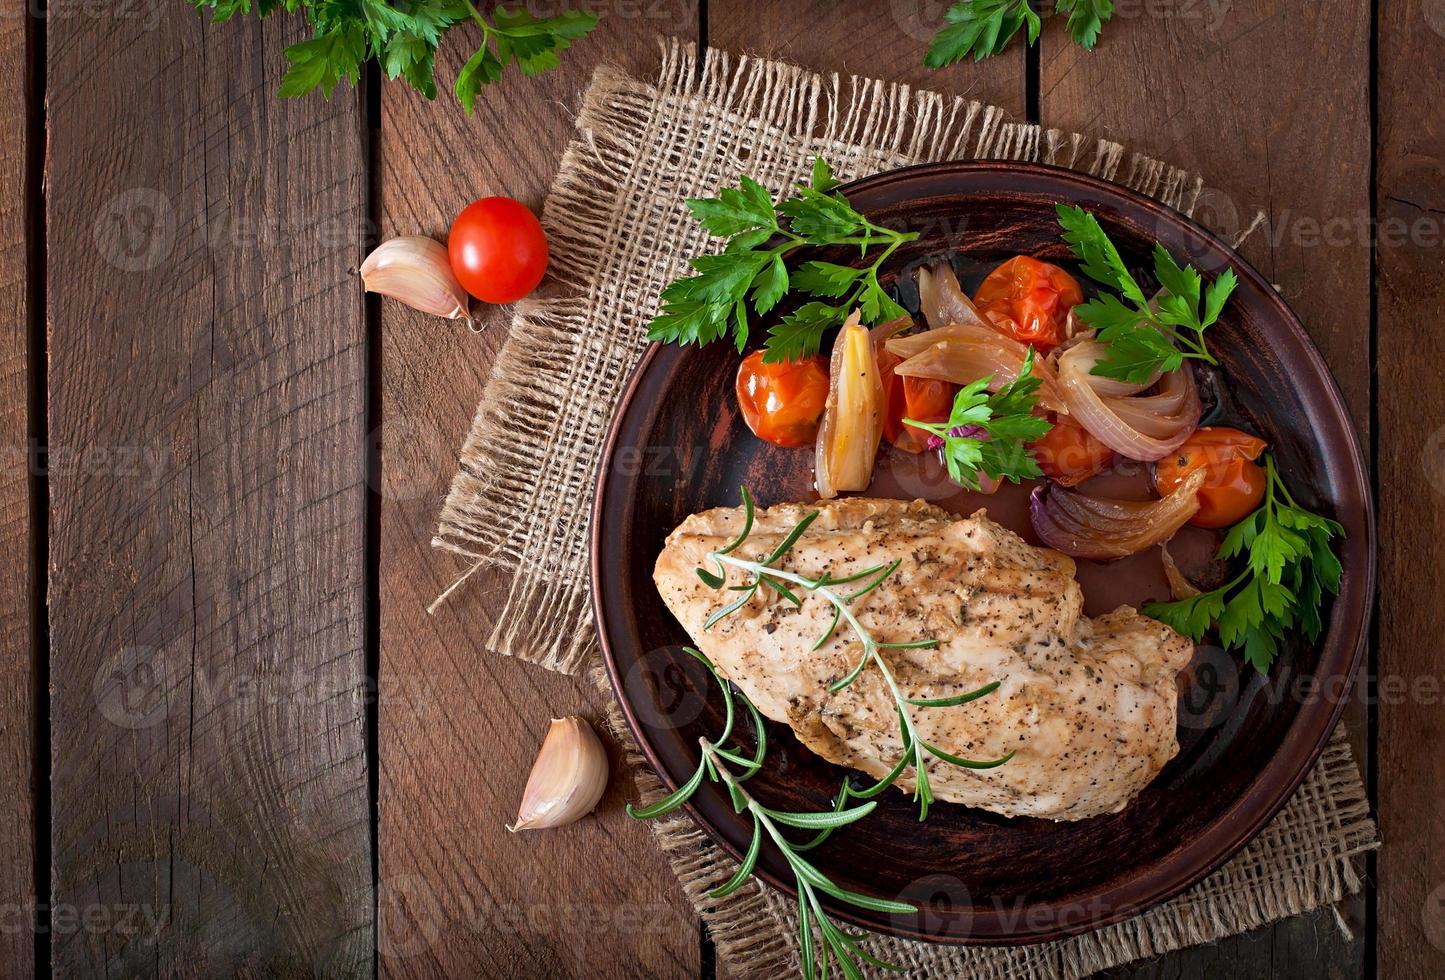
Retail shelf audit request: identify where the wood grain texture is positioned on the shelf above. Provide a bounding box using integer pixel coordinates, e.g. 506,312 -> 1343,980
1377,2 -> 1445,977
46,9 -> 372,975
375,16 -> 701,979
1039,1 -> 1372,977
0,0 -> 33,975
708,0 -> 1027,120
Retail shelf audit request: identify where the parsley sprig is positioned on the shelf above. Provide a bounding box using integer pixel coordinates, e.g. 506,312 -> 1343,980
926,0 -> 1114,65
193,0 -> 597,113
648,159 -> 918,363
628,646 -> 914,978
1144,457 -> 1344,673
1055,204 -> 1239,384
697,488 -> 1013,822
903,348 -> 1054,490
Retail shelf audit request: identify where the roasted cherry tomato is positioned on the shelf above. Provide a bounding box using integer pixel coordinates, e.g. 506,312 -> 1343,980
1155,427 -> 1268,528
879,348 -> 956,453
448,196 -> 549,304
1029,412 -> 1115,486
973,255 -> 1084,349
736,351 -> 830,447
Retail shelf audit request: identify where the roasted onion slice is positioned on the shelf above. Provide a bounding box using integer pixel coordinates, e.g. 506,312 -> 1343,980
1057,341 -> 1200,461
892,335 -> 1068,414
815,312 -> 885,499
916,263 -> 991,331
1160,543 -> 1203,599
1030,468 -> 1206,560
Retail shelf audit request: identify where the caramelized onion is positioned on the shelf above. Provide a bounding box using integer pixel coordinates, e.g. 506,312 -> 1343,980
1057,341 -> 1200,461
892,336 -> 1068,414
1160,543 -> 1202,599
916,263 -> 991,331
885,321 -> 1001,360
1030,468 -> 1206,560
815,312 -> 884,499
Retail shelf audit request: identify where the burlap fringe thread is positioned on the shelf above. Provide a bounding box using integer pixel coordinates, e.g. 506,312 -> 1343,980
435,37 -> 1379,977
431,38 -> 1204,672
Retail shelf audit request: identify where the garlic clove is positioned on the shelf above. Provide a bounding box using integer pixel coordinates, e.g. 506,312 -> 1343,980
508,716 -> 610,832
359,236 -> 477,331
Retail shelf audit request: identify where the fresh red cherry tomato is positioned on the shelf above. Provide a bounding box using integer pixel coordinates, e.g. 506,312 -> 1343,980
1029,412 -> 1115,486
878,348 -> 956,454
448,197 -> 549,304
973,256 -> 1084,349
1155,427 -> 1268,528
736,351 -> 830,447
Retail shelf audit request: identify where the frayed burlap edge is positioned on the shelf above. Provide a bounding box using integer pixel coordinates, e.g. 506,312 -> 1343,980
591,665 -> 1376,980
432,37 -> 1205,673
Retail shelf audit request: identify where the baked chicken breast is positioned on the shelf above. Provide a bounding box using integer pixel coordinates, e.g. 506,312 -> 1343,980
654,497 -> 1193,821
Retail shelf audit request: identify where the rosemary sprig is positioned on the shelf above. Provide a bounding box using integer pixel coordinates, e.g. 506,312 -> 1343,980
699,488 -> 1015,821
628,647 -> 912,978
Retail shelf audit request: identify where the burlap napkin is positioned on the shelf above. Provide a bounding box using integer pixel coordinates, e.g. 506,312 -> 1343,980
432,38 -> 1378,977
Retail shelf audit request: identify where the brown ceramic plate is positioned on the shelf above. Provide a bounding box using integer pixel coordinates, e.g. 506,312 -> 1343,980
591,161 -> 1373,945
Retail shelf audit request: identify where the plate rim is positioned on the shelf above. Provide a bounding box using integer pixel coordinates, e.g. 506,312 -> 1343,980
590,158 -> 1376,945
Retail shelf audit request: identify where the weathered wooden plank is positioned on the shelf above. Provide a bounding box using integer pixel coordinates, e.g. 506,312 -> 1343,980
1040,1 -> 1371,977
709,0 -> 1027,120
375,13 -> 702,979
46,9 -> 372,975
1377,2 -> 1445,977
0,0 -> 34,975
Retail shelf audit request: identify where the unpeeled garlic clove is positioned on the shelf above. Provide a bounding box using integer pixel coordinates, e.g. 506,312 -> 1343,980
359,236 -> 476,331
508,716 -> 609,832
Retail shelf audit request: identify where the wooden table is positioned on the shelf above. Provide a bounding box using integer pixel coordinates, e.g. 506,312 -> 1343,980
4,0 -> 1439,976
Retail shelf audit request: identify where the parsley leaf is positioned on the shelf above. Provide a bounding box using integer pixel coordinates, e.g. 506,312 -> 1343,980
926,0 -> 1041,66
1056,0 -> 1114,50
1143,456 -> 1345,673
903,348 -> 1053,489
648,159 -> 920,364
926,1 -> 1114,64
1056,203 -> 1238,383
193,0 -> 597,108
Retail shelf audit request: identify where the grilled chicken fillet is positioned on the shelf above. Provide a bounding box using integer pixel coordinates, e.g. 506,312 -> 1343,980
654,497 -> 1193,821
